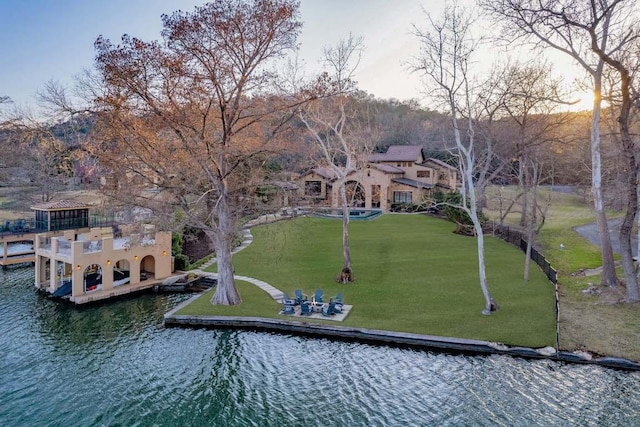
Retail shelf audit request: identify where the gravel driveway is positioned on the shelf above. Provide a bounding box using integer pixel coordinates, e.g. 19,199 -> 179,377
574,217 -> 638,257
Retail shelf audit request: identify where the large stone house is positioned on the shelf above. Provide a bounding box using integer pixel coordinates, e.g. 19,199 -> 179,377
298,145 -> 458,211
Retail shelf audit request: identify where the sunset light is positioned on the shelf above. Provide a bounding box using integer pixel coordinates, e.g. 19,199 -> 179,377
567,90 -> 600,112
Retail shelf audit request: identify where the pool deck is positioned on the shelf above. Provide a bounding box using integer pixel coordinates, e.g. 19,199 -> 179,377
168,215 -> 640,371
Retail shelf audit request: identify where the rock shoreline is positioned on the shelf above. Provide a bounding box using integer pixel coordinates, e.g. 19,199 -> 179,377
164,303 -> 640,372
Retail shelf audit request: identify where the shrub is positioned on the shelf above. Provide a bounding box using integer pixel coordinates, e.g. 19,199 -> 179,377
174,254 -> 190,271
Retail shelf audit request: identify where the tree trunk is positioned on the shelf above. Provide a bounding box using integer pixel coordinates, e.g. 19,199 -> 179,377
524,163 -> 538,282
463,134 -> 497,315
209,188 -> 241,305
591,79 -> 618,287
519,159 -> 528,228
470,202 -> 497,315
338,179 -> 353,283
524,161 -> 539,282
475,181 -> 487,214
616,71 -> 639,302
636,181 -> 640,289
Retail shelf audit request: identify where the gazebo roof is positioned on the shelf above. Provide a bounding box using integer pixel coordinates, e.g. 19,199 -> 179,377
31,200 -> 93,211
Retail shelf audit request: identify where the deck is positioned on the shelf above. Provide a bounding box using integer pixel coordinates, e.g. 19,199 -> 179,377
40,275 -> 175,305
0,233 -> 37,267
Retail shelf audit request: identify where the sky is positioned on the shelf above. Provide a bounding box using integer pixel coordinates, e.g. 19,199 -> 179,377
0,0 -> 455,112
0,0 -> 588,114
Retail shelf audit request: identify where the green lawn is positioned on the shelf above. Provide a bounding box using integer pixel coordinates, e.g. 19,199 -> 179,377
177,214 -> 556,348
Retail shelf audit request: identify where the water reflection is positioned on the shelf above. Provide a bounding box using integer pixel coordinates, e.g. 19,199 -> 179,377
1,268 -> 640,426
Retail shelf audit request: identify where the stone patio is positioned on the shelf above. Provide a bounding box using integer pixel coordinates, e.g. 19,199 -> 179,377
279,304 -> 352,321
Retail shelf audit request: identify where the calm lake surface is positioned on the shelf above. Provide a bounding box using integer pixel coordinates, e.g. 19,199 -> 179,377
2,267 -> 640,426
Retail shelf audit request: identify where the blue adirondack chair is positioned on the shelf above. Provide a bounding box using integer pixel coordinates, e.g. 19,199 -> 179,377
282,292 -> 296,306
331,292 -> 344,309
294,289 -> 307,305
333,292 -> 343,304
321,301 -> 337,317
314,289 -> 324,303
300,301 -> 313,315
281,302 -> 295,315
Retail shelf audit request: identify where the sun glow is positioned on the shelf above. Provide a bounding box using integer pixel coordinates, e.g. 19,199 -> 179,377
566,90 -> 606,112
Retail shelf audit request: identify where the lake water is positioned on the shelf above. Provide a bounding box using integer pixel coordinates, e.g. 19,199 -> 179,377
2,267 -> 640,426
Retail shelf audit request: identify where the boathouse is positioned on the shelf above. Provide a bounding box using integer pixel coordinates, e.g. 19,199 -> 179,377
31,200 -> 173,304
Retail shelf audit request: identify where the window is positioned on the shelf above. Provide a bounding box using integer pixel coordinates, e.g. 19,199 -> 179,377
438,171 -> 448,181
304,180 -> 322,196
417,170 -> 431,178
393,191 -> 412,204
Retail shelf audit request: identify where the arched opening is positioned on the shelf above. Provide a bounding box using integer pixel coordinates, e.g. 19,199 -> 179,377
345,181 -> 365,208
84,264 -> 102,292
371,185 -> 381,208
113,259 -> 130,287
140,255 -> 156,281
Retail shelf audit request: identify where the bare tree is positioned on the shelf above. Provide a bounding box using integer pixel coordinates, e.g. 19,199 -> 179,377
481,0 -> 623,288
581,7 -> 640,302
492,62 -> 574,280
413,3 -> 498,314
87,0 -> 305,305
296,34 -> 367,283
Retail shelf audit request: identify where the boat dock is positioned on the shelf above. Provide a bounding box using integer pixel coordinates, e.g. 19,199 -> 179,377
0,232 -> 36,267
67,277 -> 165,304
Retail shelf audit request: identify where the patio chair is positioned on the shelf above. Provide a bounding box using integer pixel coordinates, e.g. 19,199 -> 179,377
333,292 -> 343,304
281,292 -> 296,306
331,292 -> 344,310
281,301 -> 295,315
300,301 -> 313,315
294,289 -> 308,305
314,289 -> 324,303
329,298 -> 343,314
321,301 -> 337,317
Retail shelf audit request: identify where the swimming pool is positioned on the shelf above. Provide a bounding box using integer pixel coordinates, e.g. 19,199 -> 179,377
308,208 -> 383,220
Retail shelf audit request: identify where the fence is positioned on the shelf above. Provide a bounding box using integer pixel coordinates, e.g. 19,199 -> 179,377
488,220 -> 560,352
489,221 -> 557,284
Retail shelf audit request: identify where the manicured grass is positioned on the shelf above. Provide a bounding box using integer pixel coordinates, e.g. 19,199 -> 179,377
177,214 -> 556,348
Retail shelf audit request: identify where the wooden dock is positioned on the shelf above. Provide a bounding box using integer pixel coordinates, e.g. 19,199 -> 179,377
0,232 -> 36,267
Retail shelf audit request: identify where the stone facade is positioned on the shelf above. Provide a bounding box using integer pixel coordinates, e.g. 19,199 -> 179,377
298,145 -> 458,210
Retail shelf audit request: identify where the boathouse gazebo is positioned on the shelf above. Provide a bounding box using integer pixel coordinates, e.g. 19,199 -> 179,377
31,200 -> 91,232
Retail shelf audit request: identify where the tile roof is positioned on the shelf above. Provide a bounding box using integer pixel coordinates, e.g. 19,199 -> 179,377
392,178 -> 435,189
371,164 -> 405,174
369,145 -> 423,162
31,200 -> 93,211
423,157 -> 457,170
312,167 -> 338,180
